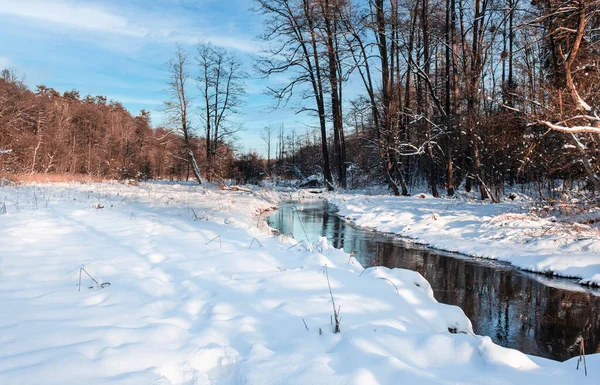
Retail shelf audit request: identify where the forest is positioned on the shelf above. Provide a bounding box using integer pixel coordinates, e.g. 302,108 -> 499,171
0,67 -> 238,182
254,0 -> 600,200
1,0 -> 599,202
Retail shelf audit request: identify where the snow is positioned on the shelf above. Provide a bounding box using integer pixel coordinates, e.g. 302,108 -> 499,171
0,181 -> 597,384
326,192 -> 600,286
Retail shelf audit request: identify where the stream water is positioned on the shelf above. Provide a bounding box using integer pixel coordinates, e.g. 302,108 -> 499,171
267,199 -> 600,361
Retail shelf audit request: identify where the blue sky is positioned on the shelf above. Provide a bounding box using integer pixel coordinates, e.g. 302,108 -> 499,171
0,0 -> 323,154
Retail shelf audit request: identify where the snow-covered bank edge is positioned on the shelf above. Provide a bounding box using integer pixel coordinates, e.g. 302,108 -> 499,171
323,192 -> 600,287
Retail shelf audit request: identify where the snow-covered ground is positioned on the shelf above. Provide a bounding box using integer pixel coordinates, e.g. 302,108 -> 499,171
326,192 -> 600,286
0,182 -> 597,384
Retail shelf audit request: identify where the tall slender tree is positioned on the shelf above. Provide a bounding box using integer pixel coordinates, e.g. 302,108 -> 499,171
255,0 -> 334,190
163,46 -> 203,184
197,43 -> 245,183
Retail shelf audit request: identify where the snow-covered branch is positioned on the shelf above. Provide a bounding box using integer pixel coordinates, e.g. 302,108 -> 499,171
539,121 -> 600,134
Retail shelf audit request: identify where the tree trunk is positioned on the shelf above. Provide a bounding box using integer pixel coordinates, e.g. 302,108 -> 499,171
422,0 -> 438,197
304,0 -> 334,190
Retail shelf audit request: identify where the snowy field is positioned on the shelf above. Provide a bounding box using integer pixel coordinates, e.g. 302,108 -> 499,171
327,192 -> 600,286
0,181 -> 597,384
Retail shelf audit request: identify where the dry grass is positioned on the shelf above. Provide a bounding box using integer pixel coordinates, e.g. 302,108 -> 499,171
490,213 -> 537,223
523,223 -> 600,241
0,173 -> 108,185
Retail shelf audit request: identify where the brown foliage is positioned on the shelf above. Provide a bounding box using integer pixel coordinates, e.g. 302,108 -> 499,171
0,77 -> 238,182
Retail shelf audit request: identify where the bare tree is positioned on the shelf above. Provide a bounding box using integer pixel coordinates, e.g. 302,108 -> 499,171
261,125 -> 273,177
318,0 -> 347,188
277,124 -> 286,175
197,43 -> 245,183
532,0 -> 600,191
339,0 -> 409,195
1,68 -> 26,90
163,46 -> 203,184
255,0 -> 334,190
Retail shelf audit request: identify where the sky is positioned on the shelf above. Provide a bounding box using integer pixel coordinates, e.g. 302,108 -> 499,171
0,0 -> 325,154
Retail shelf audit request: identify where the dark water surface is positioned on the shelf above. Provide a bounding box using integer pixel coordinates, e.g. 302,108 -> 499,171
267,199 -> 600,361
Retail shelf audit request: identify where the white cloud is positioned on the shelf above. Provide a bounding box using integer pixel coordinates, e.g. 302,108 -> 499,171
0,0 -> 146,37
0,0 -> 258,53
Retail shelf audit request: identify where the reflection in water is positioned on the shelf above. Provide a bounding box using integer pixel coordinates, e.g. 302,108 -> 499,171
268,199 -> 600,361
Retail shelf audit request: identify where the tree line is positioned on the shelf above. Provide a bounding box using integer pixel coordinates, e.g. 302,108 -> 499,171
255,0 -> 600,199
0,70 -> 156,178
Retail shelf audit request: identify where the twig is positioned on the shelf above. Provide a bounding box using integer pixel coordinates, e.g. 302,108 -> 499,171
576,337 -> 588,376
302,318 -> 309,331
540,224 -> 558,238
249,237 -> 262,249
293,206 -> 312,251
324,265 -> 340,333
81,267 -> 100,286
287,240 -> 307,250
78,266 -> 107,291
318,264 -> 327,274
205,235 -> 222,248
380,277 -> 400,295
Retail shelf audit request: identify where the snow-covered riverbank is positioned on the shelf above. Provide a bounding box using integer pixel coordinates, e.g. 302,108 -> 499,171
0,182 -> 597,384
326,192 -> 600,286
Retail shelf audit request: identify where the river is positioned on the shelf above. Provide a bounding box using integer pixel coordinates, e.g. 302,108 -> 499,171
267,199 -> 600,361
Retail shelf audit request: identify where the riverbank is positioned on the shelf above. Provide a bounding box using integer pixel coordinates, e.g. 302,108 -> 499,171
268,199 -> 600,361
0,181 -> 597,384
325,192 -> 600,286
